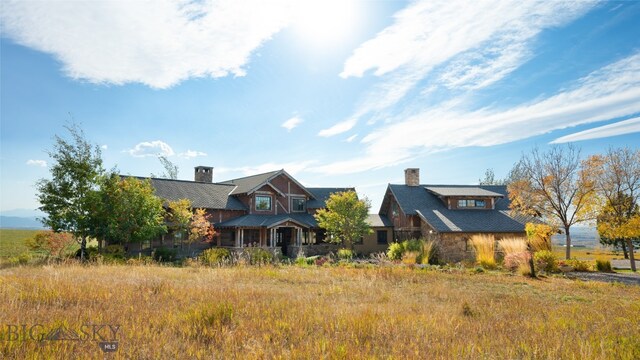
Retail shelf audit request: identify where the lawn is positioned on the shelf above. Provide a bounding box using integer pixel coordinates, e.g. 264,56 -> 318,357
0,229 -> 41,257
1,264 -> 639,359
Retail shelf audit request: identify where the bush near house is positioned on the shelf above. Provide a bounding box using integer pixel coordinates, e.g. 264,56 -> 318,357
533,250 -> 559,273
470,235 -> 496,269
386,238 -> 436,264
200,248 -> 231,266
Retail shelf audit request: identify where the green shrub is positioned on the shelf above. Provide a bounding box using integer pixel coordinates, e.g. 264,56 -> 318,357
533,250 -> 558,273
247,248 -> 273,265
403,239 -> 423,253
387,242 -> 404,260
595,259 -> 612,272
337,248 -> 354,260
153,247 -> 178,262
201,248 -> 231,266
567,258 -> 591,272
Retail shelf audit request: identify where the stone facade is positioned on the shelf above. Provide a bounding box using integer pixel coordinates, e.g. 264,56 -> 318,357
194,166 -> 213,183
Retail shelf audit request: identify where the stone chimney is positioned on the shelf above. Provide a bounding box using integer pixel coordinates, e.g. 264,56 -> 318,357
405,168 -> 420,186
194,166 -> 213,183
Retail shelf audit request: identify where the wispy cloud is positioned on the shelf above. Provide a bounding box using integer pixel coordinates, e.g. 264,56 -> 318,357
127,140 -> 174,158
328,0 -> 597,130
551,117 -> 640,144
281,116 -> 303,131
0,0 -> 293,88
313,52 -> 640,174
26,159 -> 47,167
318,118 -> 357,137
346,134 -> 358,143
178,150 -> 208,159
101,144 -> 108,150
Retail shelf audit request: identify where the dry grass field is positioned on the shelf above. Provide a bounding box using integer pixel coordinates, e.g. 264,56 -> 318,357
1,264 -> 639,359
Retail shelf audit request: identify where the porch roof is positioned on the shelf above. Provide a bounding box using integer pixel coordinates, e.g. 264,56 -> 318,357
215,213 -> 318,229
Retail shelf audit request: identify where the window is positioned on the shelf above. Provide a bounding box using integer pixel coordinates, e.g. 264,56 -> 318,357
292,198 -> 305,212
255,195 -> 272,211
457,199 -> 486,208
377,230 -> 388,245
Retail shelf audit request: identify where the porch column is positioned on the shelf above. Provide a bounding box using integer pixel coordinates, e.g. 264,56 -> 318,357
297,227 -> 302,246
235,230 -> 240,247
240,229 -> 244,247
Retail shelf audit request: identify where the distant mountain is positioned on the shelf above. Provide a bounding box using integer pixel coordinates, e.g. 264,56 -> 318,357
552,226 -> 599,247
0,208 -> 44,218
0,216 -> 45,229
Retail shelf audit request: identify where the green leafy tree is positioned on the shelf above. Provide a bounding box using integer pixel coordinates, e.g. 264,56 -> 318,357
167,199 -> 193,248
91,174 -> 167,247
314,191 -> 372,249
36,123 -> 104,260
508,145 -> 597,259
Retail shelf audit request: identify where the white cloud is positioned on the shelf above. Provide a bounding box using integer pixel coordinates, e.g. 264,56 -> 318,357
26,159 -> 47,167
313,53 -> 640,174
101,144 -> 108,150
179,150 -> 208,159
0,0 -> 293,88
281,116 -> 303,131
551,117 -> 640,144
127,140 -> 174,157
346,134 -> 358,143
331,0 -> 597,129
318,118 -> 357,137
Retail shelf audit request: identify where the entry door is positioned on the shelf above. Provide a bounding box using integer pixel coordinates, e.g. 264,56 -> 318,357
276,228 -> 292,254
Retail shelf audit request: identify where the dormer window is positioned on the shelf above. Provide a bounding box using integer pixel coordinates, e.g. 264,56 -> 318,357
255,195 -> 272,211
457,199 -> 486,208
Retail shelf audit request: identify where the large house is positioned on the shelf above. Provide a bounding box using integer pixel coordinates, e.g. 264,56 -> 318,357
379,168 -> 529,262
133,167 -> 392,257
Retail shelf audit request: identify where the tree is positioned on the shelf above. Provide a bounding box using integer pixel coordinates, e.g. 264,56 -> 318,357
478,168 -> 505,185
597,193 -> 639,257
152,155 -> 179,179
187,208 -> 216,252
314,191 -> 372,249
91,174 -> 167,247
26,230 -> 76,259
508,145 -> 597,259
585,148 -> 640,271
166,198 -> 192,249
37,123 -> 104,261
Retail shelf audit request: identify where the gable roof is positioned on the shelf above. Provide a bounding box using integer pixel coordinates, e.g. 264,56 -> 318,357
384,184 -> 528,233
425,186 -> 504,197
220,169 -> 314,197
130,177 -> 247,210
306,187 -> 355,208
216,213 -> 318,228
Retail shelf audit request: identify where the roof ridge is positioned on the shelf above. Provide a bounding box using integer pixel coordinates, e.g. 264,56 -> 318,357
122,175 -> 236,186
223,169 -> 281,183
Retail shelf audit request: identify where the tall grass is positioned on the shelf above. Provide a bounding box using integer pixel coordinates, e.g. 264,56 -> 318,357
1,264 -> 639,358
470,235 -> 496,269
498,238 -> 527,255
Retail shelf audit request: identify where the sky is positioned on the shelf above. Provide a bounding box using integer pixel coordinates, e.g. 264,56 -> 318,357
1,0 -> 640,216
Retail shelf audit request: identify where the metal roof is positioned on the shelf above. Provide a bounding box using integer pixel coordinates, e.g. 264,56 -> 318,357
367,214 -> 393,227
216,213 -> 318,228
306,187 -> 354,208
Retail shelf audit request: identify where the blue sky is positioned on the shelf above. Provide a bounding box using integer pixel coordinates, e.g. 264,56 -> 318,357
1,0 -> 639,215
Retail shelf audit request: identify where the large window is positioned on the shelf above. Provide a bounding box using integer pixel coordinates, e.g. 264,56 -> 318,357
292,198 -> 305,212
457,199 -> 486,208
377,230 -> 388,244
255,195 -> 272,211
